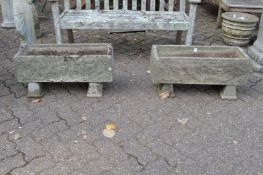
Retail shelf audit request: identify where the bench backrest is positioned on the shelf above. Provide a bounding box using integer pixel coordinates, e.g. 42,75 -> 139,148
64,0 -> 186,12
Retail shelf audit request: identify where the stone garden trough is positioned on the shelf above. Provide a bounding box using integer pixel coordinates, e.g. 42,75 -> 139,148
15,43 -> 113,97
150,45 -> 252,100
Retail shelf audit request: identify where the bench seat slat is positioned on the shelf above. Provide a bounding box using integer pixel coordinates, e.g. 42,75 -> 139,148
59,10 -> 189,31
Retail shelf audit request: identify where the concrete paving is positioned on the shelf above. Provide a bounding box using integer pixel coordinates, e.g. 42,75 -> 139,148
0,3 -> 263,175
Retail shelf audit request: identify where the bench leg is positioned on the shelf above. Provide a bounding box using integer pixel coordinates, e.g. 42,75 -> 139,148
159,83 -> 174,97
220,85 -> 237,100
28,82 -> 44,98
176,31 -> 183,45
87,82 -> 103,98
50,1 -> 62,44
216,6 -> 224,28
67,29 -> 74,43
185,3 -> 198,45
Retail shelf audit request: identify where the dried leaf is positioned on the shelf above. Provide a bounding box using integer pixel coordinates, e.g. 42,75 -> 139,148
9,131 -> 15,134
233,140 -> 238,144
14,133 -> 22,140
105,123 -> 117,131
31,99 -> 42,103
160,92 -> 169,100
81,116 -> 87,121
178,118 -> 188,125
103,129 -> 116,138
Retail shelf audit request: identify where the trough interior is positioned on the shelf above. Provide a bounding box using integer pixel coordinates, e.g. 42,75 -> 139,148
157,47 -> 244,59
23,46 -> 110,56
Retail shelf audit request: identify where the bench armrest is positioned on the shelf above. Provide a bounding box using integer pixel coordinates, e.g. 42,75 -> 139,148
188,0 -> 201,3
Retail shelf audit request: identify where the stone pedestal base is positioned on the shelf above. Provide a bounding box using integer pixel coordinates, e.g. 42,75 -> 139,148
28,83 -> 44,98
220,85 -> 237,100
87,83 -> 103,98
248,45 -> 263,73
1,22 -> 15,28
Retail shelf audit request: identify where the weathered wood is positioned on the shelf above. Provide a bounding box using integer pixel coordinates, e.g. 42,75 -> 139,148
176,31 -> 183,44
67,29 -> 74,43
150,0 -> 156,11
150,45 -> 252,86
64,0 -> 70,10
141,0 -> 146,11
132,0 -> 137,10
169,0 -> 174,11
0,0 -> 15,28
114,0 -> 118,10
159,0 -> 165,11
86,0 -> 91,9
123,0 -> 128,10
104,0 -> 110,10
185,3 -> 197,45
180,0 -> 185,11
216,0 -> 263,28
50,1 -> 62,44
60,10 -> 189,30
15,44 -> 113,83
50,0 -> 201,44
76,0 -> 81,10
95,0 -> 100,9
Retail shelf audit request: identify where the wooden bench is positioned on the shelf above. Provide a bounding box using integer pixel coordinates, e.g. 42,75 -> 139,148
217,0 -> 263,28
48,0 -> 201,45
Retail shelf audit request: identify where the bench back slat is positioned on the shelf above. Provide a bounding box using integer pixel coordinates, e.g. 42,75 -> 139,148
141,0 -> 146,11
64,0 -> 70,10
180,0 -> 185,11
95,0 -> 100,9
150,0 -> 155,11
159,0 -> 165,11
66,0 -> 185,12
86,0 -> 91,9
132,0 -> 137,10
114,0 -> 119,10
123,0 -> 128,10
76,0 -> 82,10
169,0 -> 174,11
104,0 -> 110,10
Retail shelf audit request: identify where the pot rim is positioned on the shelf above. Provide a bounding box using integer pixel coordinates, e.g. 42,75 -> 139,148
222,12 -> 259,23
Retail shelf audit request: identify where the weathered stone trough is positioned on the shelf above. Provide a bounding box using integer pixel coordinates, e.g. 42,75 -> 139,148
15,43 -> 113,97
150,45 -> 252,100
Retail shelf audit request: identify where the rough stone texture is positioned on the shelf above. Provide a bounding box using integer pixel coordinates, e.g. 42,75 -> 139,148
248,13 -> 263,72
15,44 -> 113,83
1,3 -> 263,175
150,45 -> 252,85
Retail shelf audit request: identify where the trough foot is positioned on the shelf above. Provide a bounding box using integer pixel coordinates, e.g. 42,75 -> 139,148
27,82 -> 44,98
87,83 -> 103,98
159,83 -> 174,98
220,85 -> 237,100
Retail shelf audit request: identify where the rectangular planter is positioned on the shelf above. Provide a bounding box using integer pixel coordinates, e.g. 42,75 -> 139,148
15,43 -> 113,83
151,45 -> 252,85
150,45 -> 252,99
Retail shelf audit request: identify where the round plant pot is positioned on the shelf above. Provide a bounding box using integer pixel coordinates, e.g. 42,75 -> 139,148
222,12 -> 259,46
223,33 -> 251,47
